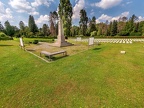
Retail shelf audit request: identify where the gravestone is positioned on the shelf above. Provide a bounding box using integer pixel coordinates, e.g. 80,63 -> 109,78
76,37 -> 82,41
88,37 -> 94,46
19,37 -> 25,49
120,51 -> 126,54
52,18 -> 73,47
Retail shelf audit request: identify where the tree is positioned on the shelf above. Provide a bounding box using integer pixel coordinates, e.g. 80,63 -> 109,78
19,21 -> 25,31
89,16 -> 96,33
71,26 -> 79,36
42,24 -> 50,36
19,21 -> 25,36
28,15 -> 38,33
0,22 -> 4,32
119,16 -> 128,22
111,20 -> 118,36
129,14 -> 138,32
4,20 -> 15,36
79,9 -> 88,36
58,0 -> 73,36
49,11 -> 58,36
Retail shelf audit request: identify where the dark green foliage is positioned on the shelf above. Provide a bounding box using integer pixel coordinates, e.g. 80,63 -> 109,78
0,32 -> 13,40
111,20 -> 118,36
19,21 -> 25,31
130,32 -> 141,36
79,9 -> 88,36
71,26 -> 79,36
4,20 -> 15,36
33,40 -> 39,44
42,24 -> 50,36
118,31 -> 129,36
58,0 -> 73,36
89,16 -> 97,33
128,14 -> 138,32
28,15 -> 38,33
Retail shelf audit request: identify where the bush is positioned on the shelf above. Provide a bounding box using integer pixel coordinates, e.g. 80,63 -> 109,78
91,31 -> 97,37
0,32 -> 7,37
33,40 -> 39,44
0,32 -> 13,40
130,32 -> 142,36
118,31 -> 129,36
27,32 -> 34,38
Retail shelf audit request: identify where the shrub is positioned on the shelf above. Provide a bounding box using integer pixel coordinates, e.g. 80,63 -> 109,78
130,32 -> 142,36
0,32 -> 7,38
33,40 -> 39,44
0,32 -> 13,40
118,31 -> 129,36
91,31 -> 97,37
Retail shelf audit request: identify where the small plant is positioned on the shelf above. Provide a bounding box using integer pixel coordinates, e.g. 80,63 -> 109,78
33,40 -> 39,44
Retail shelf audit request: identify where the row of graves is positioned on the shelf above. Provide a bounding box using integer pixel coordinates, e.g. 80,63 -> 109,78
76,37 -> 144,44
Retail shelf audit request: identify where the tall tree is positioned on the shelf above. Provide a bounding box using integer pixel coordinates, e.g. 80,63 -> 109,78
49,11 -> 58,36
0,22 -> 4,32
71,26 -> 79,36
89,16 -> 96,33
79,9 -> 88,36
129,14 -> 138,32
42,24 -> 50,36
28,15 -> 38,33
4,20 -> 15,36
58,0 -> 73,36
111,20 -> 118,36
19,21 -> 25,36
19,21 -> 25,31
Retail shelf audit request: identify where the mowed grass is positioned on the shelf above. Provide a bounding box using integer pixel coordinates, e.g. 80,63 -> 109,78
0,40 -> 144,108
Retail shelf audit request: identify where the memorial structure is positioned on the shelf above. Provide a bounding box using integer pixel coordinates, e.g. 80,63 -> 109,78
52,18 -> 73,47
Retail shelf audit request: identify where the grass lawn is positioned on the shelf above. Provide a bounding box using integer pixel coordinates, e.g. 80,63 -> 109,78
0,40 -> 144,108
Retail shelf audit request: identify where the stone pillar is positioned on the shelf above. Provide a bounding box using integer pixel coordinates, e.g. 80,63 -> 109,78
52,18 -> 73,47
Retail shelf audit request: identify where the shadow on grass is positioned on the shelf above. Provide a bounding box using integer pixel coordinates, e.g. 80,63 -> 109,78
93,48 -> 101,50
45,55 -> 68,61
0,45 -> 14,47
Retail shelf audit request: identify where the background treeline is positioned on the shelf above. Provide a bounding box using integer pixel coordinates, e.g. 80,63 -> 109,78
1,7 -> 144,39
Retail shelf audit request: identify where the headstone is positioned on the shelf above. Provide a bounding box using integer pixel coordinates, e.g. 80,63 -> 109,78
76,37 -> 82,41
19,37 -> 24,49
88,37 -> 94,46
120,51 -> 126,54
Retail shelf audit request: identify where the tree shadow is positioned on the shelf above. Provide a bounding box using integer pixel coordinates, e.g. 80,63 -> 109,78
93,48 -> 101,50
0,45 -> 13,47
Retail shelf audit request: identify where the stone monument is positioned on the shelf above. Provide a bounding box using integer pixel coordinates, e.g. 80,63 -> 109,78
52,18 -> 73,47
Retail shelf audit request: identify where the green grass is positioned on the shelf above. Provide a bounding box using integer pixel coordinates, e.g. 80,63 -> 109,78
14,37 -> 54,44
0,40 -> 144,108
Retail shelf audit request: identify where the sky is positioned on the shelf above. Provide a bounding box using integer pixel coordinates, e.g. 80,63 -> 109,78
0,0 -> 144,28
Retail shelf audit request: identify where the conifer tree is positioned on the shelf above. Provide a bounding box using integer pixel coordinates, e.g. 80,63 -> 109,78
28,15 -> 38,33
79,9 -> 88,36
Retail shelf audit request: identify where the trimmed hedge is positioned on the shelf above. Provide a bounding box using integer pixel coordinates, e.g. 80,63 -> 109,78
0,32 -> 13,40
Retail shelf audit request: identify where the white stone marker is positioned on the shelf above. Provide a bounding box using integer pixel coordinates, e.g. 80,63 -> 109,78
88,37 -> 94,45
120,51 -> 126,54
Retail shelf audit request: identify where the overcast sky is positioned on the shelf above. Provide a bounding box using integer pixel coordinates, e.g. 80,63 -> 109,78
0,0 -> 144,28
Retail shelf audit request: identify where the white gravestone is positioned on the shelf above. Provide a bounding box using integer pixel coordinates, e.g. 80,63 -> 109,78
120,51 -> 126,54
76,37 -> 82,41
88,37 -> 94,46
20,37 -> 24,47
